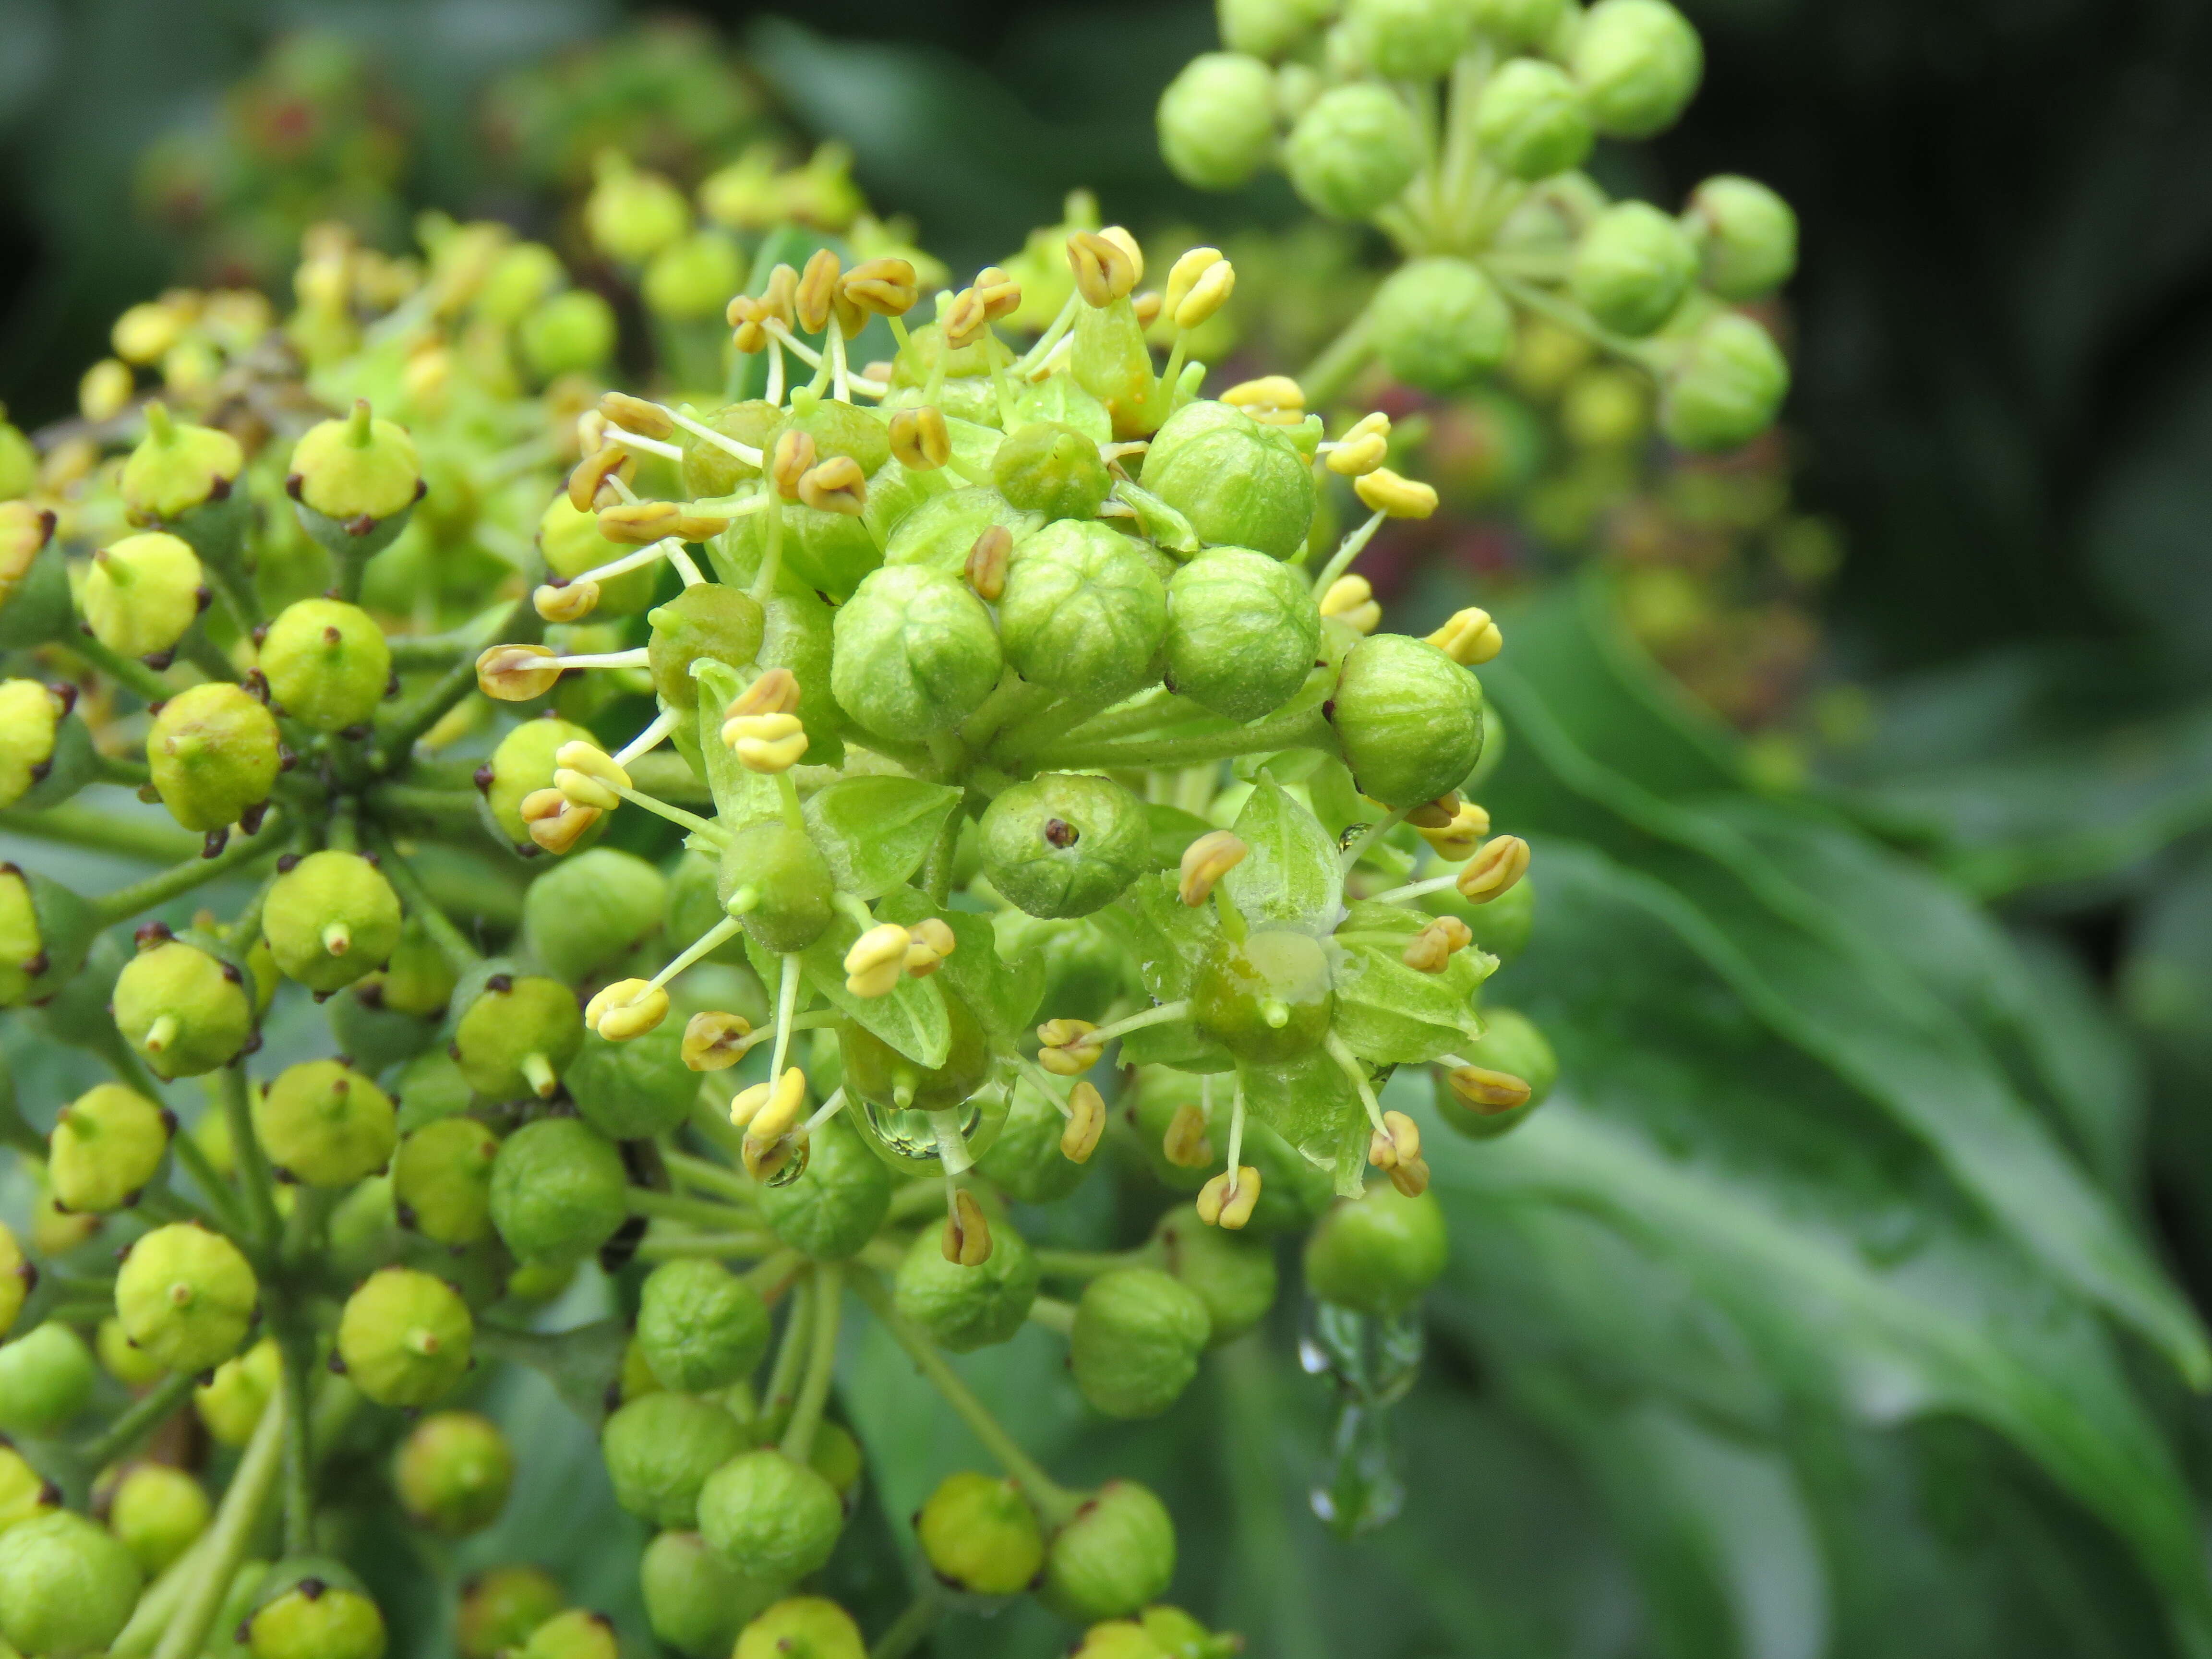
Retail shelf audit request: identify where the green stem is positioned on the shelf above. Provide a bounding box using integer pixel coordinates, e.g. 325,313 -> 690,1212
363,785 -> 488,837
69,634 -> 175,704
372,597 -> 538,769
89,811 -> 287,926
76,1371 -> 195,1469
1485,268 -> 1669,369
217,1064 -> 282,1255
780,1262 -> 842,1462
868,1587 -> 945,1659
0,802 -> 199,863
1027,1295 -> 1076,1335
633,1231 -> 783,1262
1298,308 -> 1377,408
277,1328 -> 317,1555
1033,1248 -> 1145,1279
627,1186 -> 756,1230
761,1270 -> 814,1420
96,754 -> 150,786
1039,709 -> 1332,773
662,1149 -> 763,1208
364,823 -> 481,970
136,1189 -> 217,1230
178,628 -> 238,685
147,1388 -> 286,1659
625,749 -> 712,804
688,1088 -> 751,1164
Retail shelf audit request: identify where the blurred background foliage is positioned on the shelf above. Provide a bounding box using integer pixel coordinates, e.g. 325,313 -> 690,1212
4,0 -> 2212,1654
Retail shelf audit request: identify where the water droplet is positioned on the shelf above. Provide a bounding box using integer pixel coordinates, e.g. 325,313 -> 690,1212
1304,1300 -> 1425,1538
858,1098 -> 980,1166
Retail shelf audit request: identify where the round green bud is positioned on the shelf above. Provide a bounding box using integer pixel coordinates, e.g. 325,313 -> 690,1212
1041,1481 -> 1176,1623
394,1410 -> 513,1536
982,772 -> 1149,920
975,1068 -> 1091,1202
538,496 -> 655,616
647,583 -> 764,714
116,1222 -> 257,1374
0,1511 -> 143,1658
452,972 -> 584,1100
146,682 -> 281,834
1436,1006 -> 1558,1140
259,599 -> 391,733
457,1565 -> 565,1659
524,848 -> 667,985
1685,176 -> 1797,301
1472,58 -> 1592,181
781,392 -> 892,478
1328,633 -> 1484,807
253,1060 -> 395,1187
1370,257 -> 1513,392
519,290 -> 618,380
0,1324 -> 96,1437
637,1260 -> 770,1393
336,1266 -> 473,1407
725,495 -> 882,605
0,1443 -> 59,1529
720,819 -> 836,956
1283,83 -> 1421,221
98,1315 -> 163,1387
1467,0 -> 1566,46
489,1118 -> 627,1268
1572,0 -> 1702,138
915,1471 -> 1044,1596
0,682 -> 79,814
1346,0 -> 1470,79
1157,53 -> 1278,191
602,1392 -> 751,1529
120,403 -> 244,525
1070,1268 -> 1212,1420
1304,1183 -> 1448,1315
514,1607 -> 620,1659
264,851 -> 403,993
246,1565 -> 387,1659
478,240 -> 565,325
755,1114 -> 892,1261
586,153 -> 691,265
1141,401 -> 1315,560
393,1117 -> 501,1245
483,717 -> 600,850
883,486 -> 1041,577
697,1450 -> 844,1588
81,532 -> 204,661
841,991 -> 992,1118
1150,1203 -> 1278,1345
1163,548 -> 1319,724
830,565 -> 1002,740
808,1419 -> 864,1502
1659,312 -> 1789,452
892,1217 -> 1039,1352
999,521 -> 1168,706
289,401 -> 422,538
734,1598 -> 865,1659
108,1463 -> 210,1574
679,402 -> 778,498
0,1223 -> 25,1341
195,1338 -> 279,1447
641,1530 -> 774,1658
49,1082 -> 171,1213
1194,929 -> 1334,1062
1570,200 -> 1698,337
992,422 -> 1113,523
1073,1621 -> 1167,1659
1220,0 -> 1333,57
643,231 -> 743,322
1142,1605 -> 1238,1658
568,1026 -> 695,1140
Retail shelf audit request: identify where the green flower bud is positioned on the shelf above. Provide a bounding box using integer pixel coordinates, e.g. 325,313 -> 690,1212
643,231 -> 743,322
48,1082 -> 170,1213
253,1060 -> 395,1187
489,1117 -> 627,1267
483,718 -> 601,851
146,682 -> 281,835
1220,0 -> 1333,57
602,1392 -> 751,1529
1163,548 -> 1320,722
114,934 -> 254,1080
782,392 -> 893,477
0,1511 -> 143,1658
1370,257 -> 1513,392
478,241 -> 565,325
1570,201 -> 1697,337
637,1260 -> 770,1393
1303,1183 -> 1448,1315
1283,84 -> 1421,221
335,1266 -> 473,1407
1346,0 -> 1470,79
641,1530 -> 775,1658
1157,53 -> 1278,190
0,503 -> 68,651
914,1471 -> 1044,1596
723,495 -> 882,606
264,851 -> 402,994
539,496 -> 656,616
1071,299 -> 1155,436
998,521 -> 1168,707
258,599 -> 392,733
393,1117 -> 501,1245
1072,1621 -> 1166,1659
0,412 -> 33,500
288,402 -> 423,560
830,565 -> 1002,739
697,1449 -> 844,1587
524,848 -> 667,986
1472,58 -> 1592,181
195,1338 -> 279,1446
1142,400 -> 1314,560
586,152 -> 690,265
457,1565 -> 565,1659
721,820 -> 835,956
394,1410 -> 513,1535
756,1114 -> 892,1261
648,584 -> 764,714
81,532 -> 204,661
1194,929 -> 1334,1062
1070,1268 -> 1211,1419
808,1419 -> 864,1502
0,1442 -> 59,1529
116,1222 -> 258,1374
1572,0 -> 1702,139
514,1607 -> 619,1659
992,422 -> 1113,523
121,403 -> 245,540
1659,312 -> 1788,452
882,487 -> 1041,577
841,991 -> 991,1119
1467,0 -> 1566,46
0,1324 -> 96,1436
108,1463 -> 209,1574
452,970 -> 584,1100
1,864 -> 96,1011
733,1598 -> 865,1659
679,402 -> 779,498
1684,176 -> 1797,301
245,1563 -> 387,1659
519,291 -> 618,381
757,587 -> 848,765
0,681 -> 92,814
981,772 -> 1150,920
1041,1481 -> 1176,1623
1150,1203 -> 1278,1344
891,1215 -> 1038,1352
1435,1006 -> 1558,1140
568,1026 -> 695,1140
0,1225 -> 27,1340
1328,633 -> 1484,807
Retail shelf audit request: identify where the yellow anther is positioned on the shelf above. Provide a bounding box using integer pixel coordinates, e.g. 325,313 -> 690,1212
844,923 -> 914,999
1404,793 -> 1462,830
533,580 -> 599,624
796,456 -> 868,516
1386,1155 -> 1432,1198
1196,1166 -> 1262,1229
1067,231 -> 1138,307
757,264 -> 800,329
1131,291 -> 1163,327
725,293 -> 772,353
1401,916 -> 1473,974
1037,1018 -> 1103,1076
964,523 -> 1011,602
1417,800 -> 1493,862
729,667 -> 802,719
769,429 -> 817,500
1061,1080 -> 1105,1164
1162,247 -> 1223,319
596,501 -> 681,544
566,444 -> 631,512
113,301 -> 185,366
80,359 -> 133,422
904,917 -> 957,977
1100,227 -> 1145,283
841,257 -> 919,318
888,404 -> 951,471
725,712 -> 808,775
584,978 -> 670,1040
795,248 -> 842,335
598,391 -> 674,440
1178,830 -> 1248,907
1429,607 -> 1503,666
1457,835 -> 1530,904
1163,1101 -> 1213,1169
518,789 -> 600,854
673,510 -> 734,542
1320,576 -> 1381,634
682,1011 -> 754,1071
1171,259 -> 1236,330
1325,431 -> 1389,476
1222,375 -> 1305,416
941,1189 -> 994,1266
731,1066 -> 807,1132
1368,1109 -> 1421,1173
1354,467 -> 1439,520
1343,411 -> 1391,445
1447,1064 -> 1533,1114
744,1129 -> 806,1183
476,644 -> 562,702
553,741 -> 630,810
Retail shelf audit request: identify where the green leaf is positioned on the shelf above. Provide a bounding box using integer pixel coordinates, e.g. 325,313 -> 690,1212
878,889 -> 1032,1039
1090,870 -> 1217,1004
1008,373 -> 1111,443
746,918 -> 952,1070
693,661 -> 781,830
1242,1049 -> 1368,1193
1225,775 -> 1341,933
803,776 -> 962,900
1142,801 -> 1212,869
1329,901 -> 1491,1065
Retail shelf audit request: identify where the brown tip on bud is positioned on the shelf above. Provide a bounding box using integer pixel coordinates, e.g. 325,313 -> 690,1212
963,523 -> 1011,602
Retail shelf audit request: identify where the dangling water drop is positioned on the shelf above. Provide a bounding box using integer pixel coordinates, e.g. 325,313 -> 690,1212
1302,1299 -> 1424,1537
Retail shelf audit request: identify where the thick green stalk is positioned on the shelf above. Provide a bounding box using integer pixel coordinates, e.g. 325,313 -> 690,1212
363,822 -> 481,970
0,802 -> 199,863
89,810 -> 287,926
868,1587 -> 945,1659
1298,308 -> 1378,409
780,1262 -> 842,1461
1033,1248 -> 1147,1280
1038,708 -> 1332,773
75,1371 -> 196,1470
147,1389 -> 286,1659
216,1063 -> 282,1255
627,1186 -> 755,1230
662,1149 -> 763,1208
68,635 -> 175,704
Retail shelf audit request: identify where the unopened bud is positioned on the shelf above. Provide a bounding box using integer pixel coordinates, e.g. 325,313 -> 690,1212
844,923 -> 913,998
889,405 -> 950,471
942,1189 -> 993,1266
964,524 -> 1011,601
1062,1080 -> 1106,1163
585,977 -> 670,1040
682,1010 -> 753,1071
1320,575 -> 1381,634
796,456 -> 867,516
1162,1101 -> 1212,1169
476,644 -> 561,701
1196,1166 -> 1261,1229
1354,467 -> 1439,519
1038,1018 -> 1103,1076
1429,607 -> 1503,665
1457,834 -> 1530,903
770,429 -> 817,500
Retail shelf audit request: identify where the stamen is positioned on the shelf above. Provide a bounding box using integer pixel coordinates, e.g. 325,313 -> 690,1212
602,425 -> 684,463
614,706 -> 681,767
